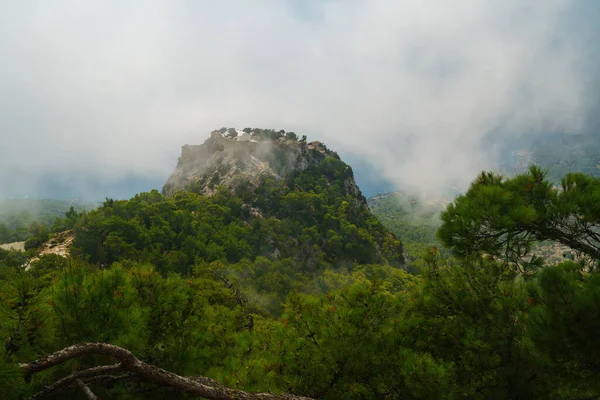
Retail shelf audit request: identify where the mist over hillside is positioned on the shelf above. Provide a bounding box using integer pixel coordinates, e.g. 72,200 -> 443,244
0,172 -> 167,201
9,129 -> 598,201
7,128 -> 600,201
3,3 -> 600,399
3,149 -> 397,201
0,197 -> 98,244
1,1 -> 599,200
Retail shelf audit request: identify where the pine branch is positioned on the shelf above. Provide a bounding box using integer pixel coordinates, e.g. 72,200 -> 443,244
27,363 -> 123,400
21,342 -> 314,400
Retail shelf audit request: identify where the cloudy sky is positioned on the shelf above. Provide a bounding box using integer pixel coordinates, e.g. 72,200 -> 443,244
1,0 -> 599,199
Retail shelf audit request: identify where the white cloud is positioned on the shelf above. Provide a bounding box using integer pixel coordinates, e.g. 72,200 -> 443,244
0,0 -> 596,198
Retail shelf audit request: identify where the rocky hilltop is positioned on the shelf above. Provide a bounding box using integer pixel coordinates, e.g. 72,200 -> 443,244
163,127 -> 366,205
158,127 -> 405,268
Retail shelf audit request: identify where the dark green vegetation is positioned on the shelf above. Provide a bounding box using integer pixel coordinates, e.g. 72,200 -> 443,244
2,150 -> 600,398
438,166 -> 600,267
0,198 -> 97,245
71,155 -> 404,315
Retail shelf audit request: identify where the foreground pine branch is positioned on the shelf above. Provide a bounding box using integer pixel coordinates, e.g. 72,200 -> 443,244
26,363 -> 125,400
20,342 -> 313,400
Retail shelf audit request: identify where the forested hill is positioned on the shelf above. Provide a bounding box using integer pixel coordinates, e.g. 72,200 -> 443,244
4,130 -> 600,399
69,131 -> 406,311
3,165 -> 600,398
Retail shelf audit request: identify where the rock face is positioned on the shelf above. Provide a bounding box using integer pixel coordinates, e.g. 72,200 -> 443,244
24,230 -> 75,270
163,129 -> 366,207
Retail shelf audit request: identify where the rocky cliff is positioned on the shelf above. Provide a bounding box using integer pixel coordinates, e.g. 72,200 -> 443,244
163,128 -> 366,206
161,128 -> 404,267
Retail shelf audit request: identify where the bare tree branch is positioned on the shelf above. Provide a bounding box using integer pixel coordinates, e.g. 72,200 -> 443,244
27,363 -> 123,400
21,342 -> 314,400
76,379 -> 99,400
83,372 -> 134,385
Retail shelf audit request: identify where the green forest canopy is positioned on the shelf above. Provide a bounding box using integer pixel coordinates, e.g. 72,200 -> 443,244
1,165 -> 600,399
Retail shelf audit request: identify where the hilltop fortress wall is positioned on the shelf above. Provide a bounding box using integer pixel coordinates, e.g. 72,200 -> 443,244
181,130 -> 305,162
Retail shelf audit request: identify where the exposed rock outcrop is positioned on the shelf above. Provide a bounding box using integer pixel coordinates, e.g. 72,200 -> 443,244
163,129 -> 364,206
24,230 -> 74,270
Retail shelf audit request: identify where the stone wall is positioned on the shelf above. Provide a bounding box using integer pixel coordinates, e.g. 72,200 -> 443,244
181,144 -> 203,158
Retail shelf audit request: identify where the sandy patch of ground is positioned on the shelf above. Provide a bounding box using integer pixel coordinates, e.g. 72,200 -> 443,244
0,241 -> 25,251
25,230 -> 75,270
39,230 -> 74,258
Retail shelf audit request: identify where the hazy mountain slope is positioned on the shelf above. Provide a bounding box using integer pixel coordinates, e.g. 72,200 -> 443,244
368,192 -> 447,262
0,198 -> 98,244
493,132 -> 600,183
369,187 -> 584,266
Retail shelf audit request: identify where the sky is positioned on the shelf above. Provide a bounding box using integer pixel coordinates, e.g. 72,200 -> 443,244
1,0 -> 598,200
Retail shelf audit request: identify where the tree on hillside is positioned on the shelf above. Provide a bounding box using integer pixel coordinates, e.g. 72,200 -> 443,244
436,166 -> 600,395
24,221 -> 50,250
0,223 -> 14,243
438,166 -> 600,270
526,260 -> 600,393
